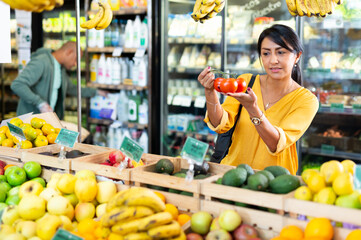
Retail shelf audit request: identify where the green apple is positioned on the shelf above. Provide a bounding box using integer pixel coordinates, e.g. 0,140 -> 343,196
31,177 -> 46,188
0,202 -> 7,210
64,193 -> 79,207
191,211 -> 213,235
0,175 -> 7,182
23,161 -> 42,179
8,186 -> 21,197
5,166 -> 19,176
6,194 -> 20,205
0,188 -> 6,202
0,181 -> 12,193
6,167 -> 27,186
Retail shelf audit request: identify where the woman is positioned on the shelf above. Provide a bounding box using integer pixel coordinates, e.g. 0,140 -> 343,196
197,24 -> 319,175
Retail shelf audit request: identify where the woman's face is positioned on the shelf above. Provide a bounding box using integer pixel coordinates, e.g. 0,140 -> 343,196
260,37 -> 300,80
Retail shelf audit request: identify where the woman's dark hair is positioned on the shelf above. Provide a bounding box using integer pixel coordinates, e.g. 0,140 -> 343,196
257,24 -> 304,85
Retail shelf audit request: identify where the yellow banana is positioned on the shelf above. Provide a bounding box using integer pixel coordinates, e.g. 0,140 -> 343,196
206,10 -> 218,19
81,4 -> 105,29
310,0 -> 321,16
29,0 -> 51,6
106,188 -> 154,212
44,0 -> 56,11
101,206 -> 154,227
202,0 -> 215,5
325,0 -> 333,14
124,232 -> 152,240
305,0 -> 316,16
55,0 -> 64,6
111,218 -> 143,235
148,220 -> 182,239
124,194 -> 166,213
2,0 -> 38,11
171,231 -> 187,240
138,212 -> 174,231
215,0 -> 224,5
95,227 -> 111,239
213,1 -> 225,13
200,2 -> 216,14
316,0 -> 328,17
286,0 -> 297,13
191,0 -> 202,20
333,0 -> 342,5
296,0 -> 307,16
95,1 -> 113,30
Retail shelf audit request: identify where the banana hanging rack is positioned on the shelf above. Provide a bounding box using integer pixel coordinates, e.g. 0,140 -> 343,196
191,0 -> 226,23
286,0 -> 344,17
1,0 -> 64,12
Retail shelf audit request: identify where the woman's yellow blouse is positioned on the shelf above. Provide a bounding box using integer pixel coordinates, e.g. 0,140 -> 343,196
204,74 -> 319,175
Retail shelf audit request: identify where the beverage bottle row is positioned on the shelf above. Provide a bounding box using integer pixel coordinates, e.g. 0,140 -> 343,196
90,54 -> 148,87
88,16 -> 148,49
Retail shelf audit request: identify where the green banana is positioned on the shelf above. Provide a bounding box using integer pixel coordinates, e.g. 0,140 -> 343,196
147,220 -> 182,239
138,212 -> 174,231
101,206 -> 154,227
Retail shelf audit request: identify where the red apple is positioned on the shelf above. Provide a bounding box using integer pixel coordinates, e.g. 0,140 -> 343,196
127,158 -> 134,168
100,161 -> 112,166
113,162 -> 120,167
108,151 -> 126,165
0,160 -> 6,169
186,233 -> 203,240
0,167 -> 4,175
233,224 -> 259,240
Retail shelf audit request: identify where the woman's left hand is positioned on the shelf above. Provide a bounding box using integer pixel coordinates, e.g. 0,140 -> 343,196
226,87 -> 258,109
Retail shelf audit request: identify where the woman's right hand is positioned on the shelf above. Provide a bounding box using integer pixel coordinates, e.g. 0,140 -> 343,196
197,67 -> 215,91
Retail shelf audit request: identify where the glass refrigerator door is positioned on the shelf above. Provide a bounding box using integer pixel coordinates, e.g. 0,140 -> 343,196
162,0 -> 223,157
301,0 -> 361,167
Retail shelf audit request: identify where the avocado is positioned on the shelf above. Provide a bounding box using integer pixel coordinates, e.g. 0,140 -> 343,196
237,163 -> 255,177
178,169 -> 189,174
194,161 -> 210,176
39,151 -> 54,157
173,172 -> 186,178
180,191 -> 193,197
155,159 -> 174,174
66,150 -> 85,158
264,166 -> 290,177
168,188 -> 182,194
194,174 -> 208,180
215,178 -> 222,184
221,168 -> 247,187
269,174 -> 301,194
247,173 -> 269,191
147,184 -> 168,192
257,170 -> 275,182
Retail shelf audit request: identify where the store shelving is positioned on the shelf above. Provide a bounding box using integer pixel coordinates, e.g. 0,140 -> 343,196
302,147 -> 361,162
87,47 -> 140,54
88,117 -> 148,129
87,82 -> 147,91
88,7 -> 147,16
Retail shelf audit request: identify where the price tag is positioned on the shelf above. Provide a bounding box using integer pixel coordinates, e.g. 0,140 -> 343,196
181,96 -> 192,107
52,229 -> 83,240
194,96 -> 206,108
330,103 -> 344,113
112,47 -> 123,57
120,136 -> 144,163
167,95 -> 174,105
321,144 -> 335,155
7,123 -> 25,140
172,95 -> 183,106
177,67 -> 186,73
180,137 -> 209,164
55,128 -> 79,148
322,17 -> 344,29
352,104 -> 361,114
134,47 -> 146,58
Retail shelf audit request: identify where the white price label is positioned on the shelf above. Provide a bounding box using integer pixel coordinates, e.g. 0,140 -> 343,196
194,96 -> 206,108
322,17 -> 344,29
167,95 -> 174,105
135,47 -> 146,57
112,47 -> 123,57
181,96 -> 192,107
172,95 -> 183,106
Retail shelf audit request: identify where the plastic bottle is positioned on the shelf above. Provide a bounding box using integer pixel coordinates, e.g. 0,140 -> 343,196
88,28 -> 97,48
122,128 -> 132,141
105,57 -> 113,84
139,18 -> 148,48
90,54 -> 99,82
114,127 -> 123,149
111,19 -> 120,47
109,0 -> 120,11
97,53 -> 106,84
112,58 -> 121,85
132,16 -> 141,49
96,29 -> 104,48
124,20 -> 133,48
137,56 -> 147,87
138,98 -> 148,125
104,26 -> 112,47
120,58 -> 128,82
117,90 -> 129,123
93,126 -> 107,146
128,60 -> 134,81
138,130 -> 148,153
132,58 -> 139,86
119,20 -> 126,47
128,90 -> 141,123
107,126 -> 115,148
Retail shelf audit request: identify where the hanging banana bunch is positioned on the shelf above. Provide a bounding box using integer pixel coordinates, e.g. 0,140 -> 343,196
1,0 -> 64,12
81,1 -> 113,30
191,0 -> 225,23
286,0 -> 343,17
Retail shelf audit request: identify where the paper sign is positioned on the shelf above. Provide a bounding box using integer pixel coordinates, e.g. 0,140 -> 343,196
352,104 -> 361,114
15,10 -> 32,49
120,136 -> 144,163
112,47 -> 123,57
55,128 -> 79,148
7,123 -> 25,140
194,96 -> 206,108
134,47 -> 146,58
330,103 -> 344,113
52,229 -> 83,240
181,96 -> 192,107
180,137 -> 209,164
0,2 -> 11,63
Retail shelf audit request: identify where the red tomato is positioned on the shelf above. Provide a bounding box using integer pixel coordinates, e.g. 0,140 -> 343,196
236,77 -> 247,93
213,77 -> 224,92
220,78 -> 238,93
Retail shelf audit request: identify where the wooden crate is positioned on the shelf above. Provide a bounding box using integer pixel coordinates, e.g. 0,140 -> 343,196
132,158 -> 234,204
21,143 -> 112,173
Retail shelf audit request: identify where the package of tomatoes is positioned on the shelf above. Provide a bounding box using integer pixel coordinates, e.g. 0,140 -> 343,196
211,69 -> 247,94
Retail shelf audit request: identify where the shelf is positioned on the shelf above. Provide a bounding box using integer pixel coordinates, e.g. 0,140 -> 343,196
88,7 -> 147,16
168,130 -> 216,142
167,37 -> 257,45
302,147 -> 361,162
168,66 -> 263,75
87,82 -> 147,91
88,117 -> 148,129
87,47 -> 138,54
304,68 -> 361,80
318,105 -> 361,116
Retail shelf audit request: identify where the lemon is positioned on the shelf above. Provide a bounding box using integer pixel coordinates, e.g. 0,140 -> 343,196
301,169 -> 319,185
9,117 -> 23,127
320,160 -> 344,185
294,186 -> 313,201
0,133 -> 7,145
313,192 -> 319,202
315,187 -> 336,205
307,172 -> 326,193
21,140 -> 33,149
341,159 -> 356,175
333,172 -> 354,196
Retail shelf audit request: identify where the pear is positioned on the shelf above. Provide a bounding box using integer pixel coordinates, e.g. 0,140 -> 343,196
2,205 -> 20,226
335,191 -> 361,209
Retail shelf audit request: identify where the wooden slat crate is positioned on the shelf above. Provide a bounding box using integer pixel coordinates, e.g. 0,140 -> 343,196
21,143 -> 112,173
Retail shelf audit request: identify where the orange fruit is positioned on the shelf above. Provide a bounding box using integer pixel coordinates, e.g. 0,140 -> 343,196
303,237 -> 329,240
78,218 -> 98,235
280,225 -> 304,240
346,229 -> 361,240
4,164 -> 15,170
0,133 -> 6,145
41,123 -> 56,136
35,129 -> 43,136
153,191 -> 166,203
34,135 -> 48,147
108,232 -> 124,240
2,138 -> 14,147
9,117 -> 23,127
31,117 -> 46,129
304,217 -> 333,240
177,213 -> 191,226
5,128 -> 13,139
271,237 -> 290,240
55,128 -> 61,134
164,203 -> 178,220
94,226 -> 111,239
24,127 -> 38,141
0,125 -> 9,134
20,140 -> 33,149
47,133 -> 58,144
20,123 -> 32,130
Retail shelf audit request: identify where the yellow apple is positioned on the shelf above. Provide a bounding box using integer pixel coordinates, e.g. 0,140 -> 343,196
63,193 -> 79,207
46,173 -> 62,189
57,173 -> 76,194
47,196 -> 74,220
18,195 -> 46,220
59,215 -> 73,231
19,181 -> 44,198
39,187 -> 61,202
15,220 -> 37,238
2,205 -> 20,225
3,233 -> 26,240
0,224 -> 15,239
96,203 -> 107,218
74,202 -> 95,222
36,214 -> 62,240
74,178 -> 98,202
96,181 -> 117,203
75,169 -> 96,180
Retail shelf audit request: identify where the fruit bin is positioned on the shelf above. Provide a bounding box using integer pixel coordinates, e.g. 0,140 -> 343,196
307,134 -> 352,151
0,112 -> 63,159
21,143 -> 112,173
